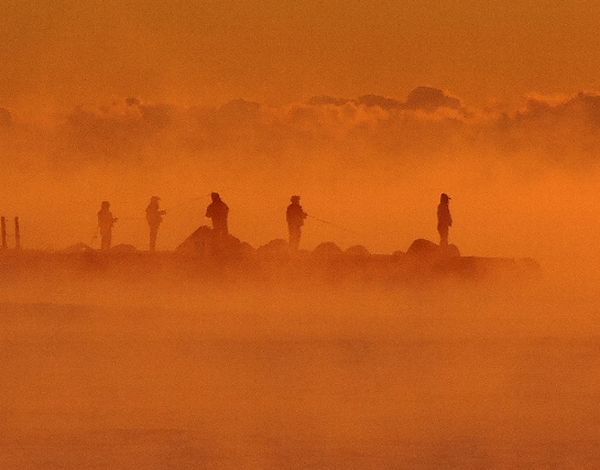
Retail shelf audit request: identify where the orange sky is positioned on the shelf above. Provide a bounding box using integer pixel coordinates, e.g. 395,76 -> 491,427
2,0 -> 600,111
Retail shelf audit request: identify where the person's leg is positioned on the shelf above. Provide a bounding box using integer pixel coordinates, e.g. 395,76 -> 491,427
149,226 -> 157,252
438,227 -> 448,247
294,228 -> 301,250
101,232 -> 112,250
289,226 -> 300,250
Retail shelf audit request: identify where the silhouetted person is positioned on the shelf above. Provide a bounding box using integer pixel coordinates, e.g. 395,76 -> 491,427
437,193 -> 452,247
146,196 -> 166,252
97,201 -> 117,251
205,192 -> 229,237
286,195 -> 307,250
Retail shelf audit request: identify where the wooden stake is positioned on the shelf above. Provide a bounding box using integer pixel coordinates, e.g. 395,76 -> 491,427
14,217 -> 20,250
1,217 -> 6,249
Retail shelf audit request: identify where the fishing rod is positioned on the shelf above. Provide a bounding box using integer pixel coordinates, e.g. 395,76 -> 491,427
306,214 -> 363,236
164,195 -> 207,213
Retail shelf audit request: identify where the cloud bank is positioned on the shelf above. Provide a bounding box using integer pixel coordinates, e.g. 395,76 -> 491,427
2,88 -> 600,170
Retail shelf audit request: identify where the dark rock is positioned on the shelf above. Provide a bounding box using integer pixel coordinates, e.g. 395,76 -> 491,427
445,244 -> 461,257
407,239 -> 460,260
407,239 -> 441,258
176,225 -> 245,257
313,242 -> 343,258
177,226 -> 213,255
345,245 -> 370,257
238,242 -> 256,258
257,239 -> 290,260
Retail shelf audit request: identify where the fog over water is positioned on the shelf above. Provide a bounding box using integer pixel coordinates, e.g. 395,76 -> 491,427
2,271 -> 600,468
2,90 -> 600,468
4,1 -> 600,465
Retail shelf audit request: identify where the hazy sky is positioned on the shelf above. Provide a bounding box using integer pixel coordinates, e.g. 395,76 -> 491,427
3,1 -> 600,263
2,0 -> 600,111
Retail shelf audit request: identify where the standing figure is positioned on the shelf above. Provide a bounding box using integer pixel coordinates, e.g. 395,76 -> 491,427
97,201 -> 117,251
286,195 -> 307,250
437,193 -> 452,247
205,192 -> 229,237
146,196 -> 166,252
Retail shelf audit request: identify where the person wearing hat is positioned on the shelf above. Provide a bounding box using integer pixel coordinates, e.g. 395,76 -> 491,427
437,193 -> 453,247
97,201 -> 118,251
146,196 -> 166,252
205,192 -> 229,238
286,195 -> 307,250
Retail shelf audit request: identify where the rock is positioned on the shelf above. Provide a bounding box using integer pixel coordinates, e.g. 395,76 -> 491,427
345,245 -> 370,257
238,242 -> 256,258
257,239 -> 290,260
445,244 -> 461,257
407,239 -> 460,260
177,226 -> 213,255
406,239 -> 440,258
176,225 -> 245,257
313,242 -> 343,259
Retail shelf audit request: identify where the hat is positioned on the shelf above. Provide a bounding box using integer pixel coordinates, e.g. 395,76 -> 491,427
151,196 -> 161,201
291,195 -> 301,202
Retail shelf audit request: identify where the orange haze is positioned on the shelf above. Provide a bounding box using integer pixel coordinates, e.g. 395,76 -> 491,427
2,0 -> 600,111
4,3 -> 600,468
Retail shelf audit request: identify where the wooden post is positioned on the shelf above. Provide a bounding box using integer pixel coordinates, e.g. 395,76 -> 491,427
0,217 -> 6,249
14,217 -> 20,250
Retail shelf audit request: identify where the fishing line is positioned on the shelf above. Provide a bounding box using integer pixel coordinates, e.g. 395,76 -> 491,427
306,214 -> 364,237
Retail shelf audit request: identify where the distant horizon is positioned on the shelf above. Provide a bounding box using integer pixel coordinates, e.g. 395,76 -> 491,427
3,85 -> 600,119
